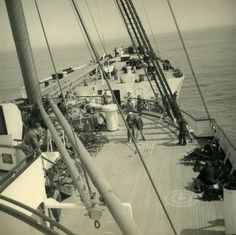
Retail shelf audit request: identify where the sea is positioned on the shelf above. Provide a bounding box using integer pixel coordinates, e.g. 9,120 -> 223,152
0,25 -> 236,143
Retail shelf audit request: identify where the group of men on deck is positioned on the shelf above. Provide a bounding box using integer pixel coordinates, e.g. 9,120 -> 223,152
125,91 -> 189,145
125,92 -> 146,143
126,112 -> 146,143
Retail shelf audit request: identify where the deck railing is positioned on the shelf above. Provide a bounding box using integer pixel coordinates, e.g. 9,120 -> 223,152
180,110 -> 236,170
51,94 -> 236,170
0,194 -> 76,235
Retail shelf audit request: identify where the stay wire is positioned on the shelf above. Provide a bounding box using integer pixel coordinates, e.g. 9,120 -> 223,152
124,0 -> 179,120
72,0 -> 177,234
166,0 -> 214,134
139,0 -> 161,58
85,0 -> 107,55
96,0 -> 107,52
34,0 -> 94,202
69,0 -> 95,62
34,0 -> 64,98
114,0 -> 162,99
120,0 -> 179,121
73,0 -> 100,60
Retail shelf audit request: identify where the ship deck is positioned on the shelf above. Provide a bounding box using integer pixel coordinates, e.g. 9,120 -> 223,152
60,114 -> 225,235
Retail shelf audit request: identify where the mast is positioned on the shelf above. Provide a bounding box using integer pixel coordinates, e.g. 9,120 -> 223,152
5,0 -> 102,223
5,0 -> 41,104
116,0 -> 182,120
5,1 -> 142,234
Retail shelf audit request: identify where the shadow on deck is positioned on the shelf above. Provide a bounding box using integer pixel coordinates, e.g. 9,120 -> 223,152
181,219 -> 224,235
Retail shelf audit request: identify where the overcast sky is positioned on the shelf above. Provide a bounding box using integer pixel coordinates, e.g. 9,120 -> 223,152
0,0 -> 236,51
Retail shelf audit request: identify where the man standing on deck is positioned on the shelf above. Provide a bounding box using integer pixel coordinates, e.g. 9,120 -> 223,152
114,47 -> 119,57
102,91 -> 109,105
126,98 -> 134,113
126,112 -> 136,143
177,117 -> 187,145
113,66 -> 118,80
136,95 -> 143,114
134,114 -> 146,141
126,91 -> 132,101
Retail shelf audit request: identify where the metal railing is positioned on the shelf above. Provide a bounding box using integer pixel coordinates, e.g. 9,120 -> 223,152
127,98 -> 236,170
0,194 -> 77,235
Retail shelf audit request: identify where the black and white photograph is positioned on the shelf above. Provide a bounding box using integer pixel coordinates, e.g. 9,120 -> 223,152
0,0 -> 236,234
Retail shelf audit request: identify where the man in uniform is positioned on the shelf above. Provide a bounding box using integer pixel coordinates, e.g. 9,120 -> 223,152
177,117 -> 187,145
126,112 -> 136,143
134,114 -> 146,141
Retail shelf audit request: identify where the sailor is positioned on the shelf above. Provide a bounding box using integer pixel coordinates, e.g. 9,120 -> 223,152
19,121 -> 43,157
127,91 -> 132,100
65,90 -> 73,100
194,161 -> 216,194
57,94 -> 67,116
136,95 -> 143,114
114,47 -> 119,57
69,82 -> 73,94
126,112 -> 136,143
177,117 -> 187,145
97,113 -> 106,131
126,98 -> 134,113
134,113 -> 146,141
113,66 -> 118,80
102,91 -> 109,105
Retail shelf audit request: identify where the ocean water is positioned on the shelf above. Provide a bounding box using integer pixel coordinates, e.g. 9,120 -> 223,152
0,25 -> 236,143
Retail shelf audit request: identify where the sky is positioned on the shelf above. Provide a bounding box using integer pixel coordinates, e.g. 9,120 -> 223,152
0,0 -> 236,51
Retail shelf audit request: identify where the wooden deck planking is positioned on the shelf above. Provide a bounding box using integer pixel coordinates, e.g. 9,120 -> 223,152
61,115 -> 225,235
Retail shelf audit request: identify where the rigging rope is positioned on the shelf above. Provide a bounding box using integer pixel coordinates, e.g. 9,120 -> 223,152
118,0 -> 182,123
34,0 -> 64,97
70,0 -> 95,62
139,0 -> 182,69
34,0 -> 94,202
96,0 -> 107,52
123,0 -> 181,121
84,0 -> 107,55
72,1 -> 177,234
139,0 -> 161,58
114,0 -> 161,99
73,0 -> 100,60
166,0 -> 214,134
